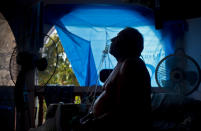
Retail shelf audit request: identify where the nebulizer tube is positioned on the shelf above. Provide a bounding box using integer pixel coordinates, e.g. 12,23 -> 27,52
87,30 -> 111,113
87,47 -> 107,113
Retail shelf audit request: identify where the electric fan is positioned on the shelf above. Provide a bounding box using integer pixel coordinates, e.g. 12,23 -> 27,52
155,49 -> 201,95
9,33 -> 59,87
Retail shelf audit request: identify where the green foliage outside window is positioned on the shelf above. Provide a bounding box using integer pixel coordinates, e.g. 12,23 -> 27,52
37,34 -> 79,86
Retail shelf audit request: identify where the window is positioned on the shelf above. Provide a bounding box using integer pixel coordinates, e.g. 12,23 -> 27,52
36,29 -> 79,86
46,5 -> 168,87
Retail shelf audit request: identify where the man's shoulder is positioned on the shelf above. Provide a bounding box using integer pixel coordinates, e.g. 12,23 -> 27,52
122,57 -> 145,68
119,58 -> 144,74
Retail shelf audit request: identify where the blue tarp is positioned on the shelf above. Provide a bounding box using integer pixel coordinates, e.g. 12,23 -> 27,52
44,4 -> 183,87
55,26 -> 97,86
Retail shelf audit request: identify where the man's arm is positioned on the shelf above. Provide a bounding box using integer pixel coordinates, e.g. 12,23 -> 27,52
92,90 -> 111,117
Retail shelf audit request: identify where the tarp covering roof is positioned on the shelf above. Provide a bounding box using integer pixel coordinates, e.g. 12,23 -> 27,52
45,4 -> 176,86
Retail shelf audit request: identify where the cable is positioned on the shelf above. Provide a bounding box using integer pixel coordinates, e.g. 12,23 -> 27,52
87,28 -> 115,113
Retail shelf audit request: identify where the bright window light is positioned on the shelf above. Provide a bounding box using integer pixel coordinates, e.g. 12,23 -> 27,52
54,5 -> 167,87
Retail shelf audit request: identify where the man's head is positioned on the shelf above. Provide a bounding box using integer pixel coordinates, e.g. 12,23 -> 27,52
110,27 -> 144,60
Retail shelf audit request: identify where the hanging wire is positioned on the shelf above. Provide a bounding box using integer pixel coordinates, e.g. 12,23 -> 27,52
87,28 -> 112,113
105,29 -> 113,69
86,49 -> 107,112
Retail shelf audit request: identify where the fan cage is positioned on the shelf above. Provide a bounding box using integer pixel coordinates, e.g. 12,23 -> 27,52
155,54 -> 201,95
9,34 -> 59,88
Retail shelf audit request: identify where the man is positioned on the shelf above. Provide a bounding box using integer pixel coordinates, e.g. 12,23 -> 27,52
92,27 -> 151,130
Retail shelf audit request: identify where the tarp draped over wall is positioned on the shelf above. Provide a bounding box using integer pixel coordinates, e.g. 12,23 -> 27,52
44,4 -> 184,87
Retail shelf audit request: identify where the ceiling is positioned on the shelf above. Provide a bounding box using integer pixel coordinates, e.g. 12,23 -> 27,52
1,0 -> 201,25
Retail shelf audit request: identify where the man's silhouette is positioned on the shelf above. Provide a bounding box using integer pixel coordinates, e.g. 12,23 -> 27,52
92,27 -> 151,130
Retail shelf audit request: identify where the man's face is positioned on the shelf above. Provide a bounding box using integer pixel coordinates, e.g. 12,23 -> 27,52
109,36 -> 118,57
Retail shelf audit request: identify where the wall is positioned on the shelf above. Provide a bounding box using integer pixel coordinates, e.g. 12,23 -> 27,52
0,13 -> 16,86
183,17 -> 201,100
